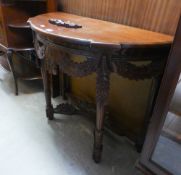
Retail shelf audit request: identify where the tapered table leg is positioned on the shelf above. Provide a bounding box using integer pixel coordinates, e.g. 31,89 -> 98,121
41,61 -> 54,120
93,103 -> 105,163
93,55 -> 110,163
7,50 -> 18,96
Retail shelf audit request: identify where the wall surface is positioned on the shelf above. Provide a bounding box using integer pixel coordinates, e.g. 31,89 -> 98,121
58,0 -> 181,35
57,0 -> 181,141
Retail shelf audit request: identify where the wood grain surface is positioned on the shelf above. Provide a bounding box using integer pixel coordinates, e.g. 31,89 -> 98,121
58,0 -> 181,35
28,12 -> 172,46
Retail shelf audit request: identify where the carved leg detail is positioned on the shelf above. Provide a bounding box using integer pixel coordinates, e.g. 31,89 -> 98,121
93,104 -> 105,163
93,55 -> 110,163
7,50 -> 18,96
41,61 -> 54,120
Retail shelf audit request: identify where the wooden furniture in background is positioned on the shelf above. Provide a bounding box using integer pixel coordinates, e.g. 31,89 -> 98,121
28,12 -> 172,163
47,0 -> 57,12
0,0 -> 57,95
138,16 -> 181,175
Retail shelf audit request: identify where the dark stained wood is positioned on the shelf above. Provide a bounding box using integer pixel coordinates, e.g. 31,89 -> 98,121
138,16 -> 181,175
0,2 -> 47,48
47,0 -> 57,12
58,0 -> 181,35
7,50 -> 18,95
8,21 -> 30,29
29,12 -> 172,163
41,59 -> 54,120
0,1 -> 57,95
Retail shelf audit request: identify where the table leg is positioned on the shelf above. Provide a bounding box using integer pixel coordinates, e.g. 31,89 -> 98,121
41,61 -> 54,120
93,103 -> 105,163
7,50 -> 18,96
93,56 -> 110,163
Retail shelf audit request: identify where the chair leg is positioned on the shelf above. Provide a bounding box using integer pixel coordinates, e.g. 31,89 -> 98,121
7,50 -> 18,96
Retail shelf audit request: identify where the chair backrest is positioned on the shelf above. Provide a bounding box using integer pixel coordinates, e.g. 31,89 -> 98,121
58,0 -> 181,35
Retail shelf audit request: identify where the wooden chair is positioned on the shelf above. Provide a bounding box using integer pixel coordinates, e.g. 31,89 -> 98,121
0,0 -> 57,95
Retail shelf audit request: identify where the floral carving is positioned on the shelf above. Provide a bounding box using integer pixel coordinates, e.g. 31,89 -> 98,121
96,55 -> 111,105
112,60 -> 163,80
33,33 -> 168,163
34,36 -> 46,60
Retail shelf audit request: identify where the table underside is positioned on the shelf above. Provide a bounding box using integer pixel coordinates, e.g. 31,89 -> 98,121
34,32 -> 171,163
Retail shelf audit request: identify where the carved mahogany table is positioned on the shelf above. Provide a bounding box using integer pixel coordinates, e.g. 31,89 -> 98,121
28,12 -> 173,163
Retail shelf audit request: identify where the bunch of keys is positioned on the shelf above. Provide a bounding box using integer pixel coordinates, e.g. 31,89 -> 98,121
49,19 -> 82,29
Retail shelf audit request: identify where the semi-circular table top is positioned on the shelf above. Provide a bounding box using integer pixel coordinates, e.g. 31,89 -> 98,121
28,12 -> 173,47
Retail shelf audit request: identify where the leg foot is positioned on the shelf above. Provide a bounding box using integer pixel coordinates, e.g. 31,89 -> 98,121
93,148 -> 102,163
93,129 -> 103,163
46,105 -> 54,120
